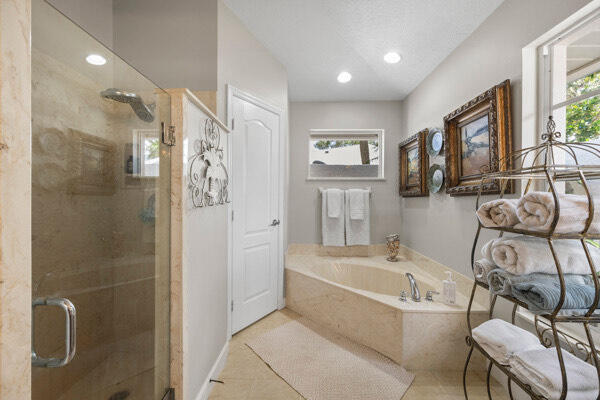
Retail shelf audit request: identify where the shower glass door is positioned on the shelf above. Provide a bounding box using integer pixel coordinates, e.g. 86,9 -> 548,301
31,1 -> 171,399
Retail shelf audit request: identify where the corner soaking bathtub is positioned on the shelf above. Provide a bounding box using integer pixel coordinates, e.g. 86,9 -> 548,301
285,245 -> 489,370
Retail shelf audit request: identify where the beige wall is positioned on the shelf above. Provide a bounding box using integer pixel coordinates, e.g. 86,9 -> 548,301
399,0 -> 590,278
289,101 -> 403,244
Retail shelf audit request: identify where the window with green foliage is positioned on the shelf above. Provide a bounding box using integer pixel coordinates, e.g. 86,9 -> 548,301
566,71 -> 600,142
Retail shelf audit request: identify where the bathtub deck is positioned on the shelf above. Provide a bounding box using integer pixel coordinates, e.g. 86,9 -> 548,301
208,309 -> 509,400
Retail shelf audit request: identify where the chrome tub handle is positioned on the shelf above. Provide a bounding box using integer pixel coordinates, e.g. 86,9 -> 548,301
32,297 -> 76,368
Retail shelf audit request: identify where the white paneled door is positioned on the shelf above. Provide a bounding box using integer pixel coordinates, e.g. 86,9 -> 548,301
229,87 -> 282,334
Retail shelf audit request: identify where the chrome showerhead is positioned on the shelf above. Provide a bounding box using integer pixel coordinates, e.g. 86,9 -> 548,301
101,88 -> 155,122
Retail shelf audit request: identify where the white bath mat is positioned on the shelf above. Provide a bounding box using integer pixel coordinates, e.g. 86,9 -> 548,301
246,317 -> 414,400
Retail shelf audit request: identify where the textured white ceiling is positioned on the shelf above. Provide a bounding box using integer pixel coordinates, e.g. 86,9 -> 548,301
223,0 -> 504,101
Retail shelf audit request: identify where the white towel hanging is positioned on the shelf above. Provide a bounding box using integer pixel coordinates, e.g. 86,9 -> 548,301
321,188 -> 345,246
345,188 -> 370,245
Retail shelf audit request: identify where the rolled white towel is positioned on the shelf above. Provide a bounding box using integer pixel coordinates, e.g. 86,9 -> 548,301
472,319 -> 543,365
481,235 -> 600,275
515,192 -> 600,234
509,347 -> 599,400
477,198 -> 519,228
473,259 -> 495,282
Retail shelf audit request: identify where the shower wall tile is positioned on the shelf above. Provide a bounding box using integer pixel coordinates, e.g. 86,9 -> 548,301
167,89 -> 185,399
0,0 -> 32,398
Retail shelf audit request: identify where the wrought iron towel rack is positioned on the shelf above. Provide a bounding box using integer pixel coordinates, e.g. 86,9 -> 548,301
463,116 -> 600,400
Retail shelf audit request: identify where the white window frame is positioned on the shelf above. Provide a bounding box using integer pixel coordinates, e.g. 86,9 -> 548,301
132,128 -> 160,178
306,129 -> 385,181
520,0 -> 600,345
523,1 -> 600,152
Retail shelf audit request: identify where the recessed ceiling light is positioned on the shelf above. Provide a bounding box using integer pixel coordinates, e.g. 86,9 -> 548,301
337,71 -> 352,83
86,54 -> 106,66
384,52 -> 401,64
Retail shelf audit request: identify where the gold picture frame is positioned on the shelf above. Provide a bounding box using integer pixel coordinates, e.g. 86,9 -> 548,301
399,129 -> 428,197
443,80 -> 512,196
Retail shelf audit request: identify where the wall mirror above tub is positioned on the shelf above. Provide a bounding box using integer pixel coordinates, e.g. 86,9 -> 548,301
307,129 -> 385,180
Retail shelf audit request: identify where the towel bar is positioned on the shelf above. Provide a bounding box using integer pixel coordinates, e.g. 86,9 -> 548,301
318,187 -> 373,197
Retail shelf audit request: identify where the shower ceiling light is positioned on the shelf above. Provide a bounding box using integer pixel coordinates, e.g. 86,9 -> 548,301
337,71 -> 352,83
86,54 -> 106,66
384,52 -> 401,64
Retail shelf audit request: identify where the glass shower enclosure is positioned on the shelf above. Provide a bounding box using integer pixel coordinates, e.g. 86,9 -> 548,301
31,1 -> 171,399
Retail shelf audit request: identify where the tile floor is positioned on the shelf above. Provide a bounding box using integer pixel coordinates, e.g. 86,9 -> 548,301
208,309 -> 509,400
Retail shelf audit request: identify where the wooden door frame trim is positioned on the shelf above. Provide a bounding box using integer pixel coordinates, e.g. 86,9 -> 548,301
226,85 -> 285,338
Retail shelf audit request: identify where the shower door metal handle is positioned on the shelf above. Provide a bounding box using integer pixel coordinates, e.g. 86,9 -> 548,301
32,297 -> 76,368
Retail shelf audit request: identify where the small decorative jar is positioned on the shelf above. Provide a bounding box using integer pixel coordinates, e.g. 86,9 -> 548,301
386,234 -> 400,262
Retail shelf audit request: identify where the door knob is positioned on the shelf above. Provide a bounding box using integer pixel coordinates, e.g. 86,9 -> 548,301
270,219 -> 280,226
32,297 -> 76,368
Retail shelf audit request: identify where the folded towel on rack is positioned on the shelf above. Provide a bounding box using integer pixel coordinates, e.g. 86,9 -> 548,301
345,189 -> 370,246
322,189 -> 345,247
487,269 -> 593,296
347,189 -> 367,220
510,274 -> 596,313
515,191 -> 600,234
326,188 -> 344,218
476,198 -> 519,228
471,319 -> 543,365
474,259 -> 496,282
487,268 -> 595,310
509,347 -> 599,400
481,235 -> 600,275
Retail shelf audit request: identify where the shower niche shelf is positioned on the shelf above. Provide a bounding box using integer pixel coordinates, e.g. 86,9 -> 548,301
463,117 -> 600,400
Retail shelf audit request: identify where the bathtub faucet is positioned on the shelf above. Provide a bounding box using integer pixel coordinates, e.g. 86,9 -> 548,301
405,273 -> 421,302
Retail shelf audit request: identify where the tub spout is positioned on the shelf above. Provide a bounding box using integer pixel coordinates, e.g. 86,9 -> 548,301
405,273 -> 421,302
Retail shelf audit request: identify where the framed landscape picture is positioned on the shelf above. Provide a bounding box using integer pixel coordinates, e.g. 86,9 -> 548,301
399,129 -> 428,197
443,80 -> 512,196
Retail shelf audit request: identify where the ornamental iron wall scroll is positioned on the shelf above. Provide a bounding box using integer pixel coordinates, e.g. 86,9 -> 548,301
188,118 -> 230,207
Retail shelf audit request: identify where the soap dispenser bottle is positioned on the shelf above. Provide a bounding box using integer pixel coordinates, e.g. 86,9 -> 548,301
443,271 -> 456,305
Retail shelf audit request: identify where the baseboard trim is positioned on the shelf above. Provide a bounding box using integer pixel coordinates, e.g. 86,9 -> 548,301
194,341 -> 229,400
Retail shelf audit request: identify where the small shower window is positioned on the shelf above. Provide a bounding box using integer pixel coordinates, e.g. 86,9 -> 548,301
307,129 -> 384,180
129,129 -> 160,177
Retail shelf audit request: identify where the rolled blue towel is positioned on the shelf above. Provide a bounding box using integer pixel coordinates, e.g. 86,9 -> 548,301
487,268 -> 597,312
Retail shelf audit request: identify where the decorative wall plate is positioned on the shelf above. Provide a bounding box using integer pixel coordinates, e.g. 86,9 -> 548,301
427,164 -> 445,193
426,128 -> 444,156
